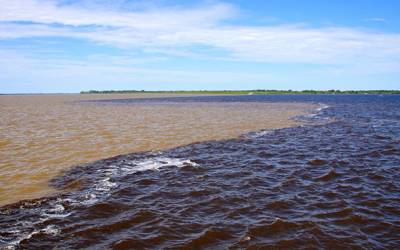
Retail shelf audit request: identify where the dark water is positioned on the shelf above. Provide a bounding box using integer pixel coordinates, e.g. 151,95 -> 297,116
1,95 -> 400,249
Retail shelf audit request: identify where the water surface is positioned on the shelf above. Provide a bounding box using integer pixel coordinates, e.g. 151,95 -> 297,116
1,94 -> 399,249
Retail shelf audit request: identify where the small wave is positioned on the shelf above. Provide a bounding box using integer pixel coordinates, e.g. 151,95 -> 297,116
308,103 -> 330,117
307,159 -> 328,166
266,200 -> 293,210
294,102 -> 334,126
244,130 -> 273,139
1,219 -> 61,250
184,228 -> 234,248
248,218 -> 316,237
316,103 -> 330,112
125,157 -> 199,173
315,169 -> 341,181
0,196 -> 71,249
96,156 -> 199,178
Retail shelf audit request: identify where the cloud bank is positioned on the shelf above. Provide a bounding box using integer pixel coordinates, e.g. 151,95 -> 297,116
1,0 -> 399,66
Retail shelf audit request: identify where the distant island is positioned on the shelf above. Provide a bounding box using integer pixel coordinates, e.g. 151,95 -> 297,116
81,89 -> 400,95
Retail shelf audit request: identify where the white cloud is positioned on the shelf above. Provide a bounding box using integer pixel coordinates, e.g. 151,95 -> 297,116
0,0 -> 235,28
366,17 -> 387,23
0,0 -> 399,72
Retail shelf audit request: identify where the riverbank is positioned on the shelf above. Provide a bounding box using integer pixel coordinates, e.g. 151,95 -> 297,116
80,89 -> 400,95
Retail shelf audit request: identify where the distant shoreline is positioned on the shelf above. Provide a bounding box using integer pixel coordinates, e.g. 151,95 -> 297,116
80,90 -> 400,95
2,90 -> 400,95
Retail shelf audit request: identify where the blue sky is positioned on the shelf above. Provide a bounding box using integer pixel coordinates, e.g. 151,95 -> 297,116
0,0 -> 399,93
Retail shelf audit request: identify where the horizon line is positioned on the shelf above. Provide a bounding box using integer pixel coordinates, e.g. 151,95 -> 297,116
2,89 -> 400,95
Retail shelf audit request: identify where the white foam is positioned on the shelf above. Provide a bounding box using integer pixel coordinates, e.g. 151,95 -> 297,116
94,177 -> 118,192
301,103 -> 330,121
129,157 -> 199,173
42,211 -> 72,219
99,157 -> 199,178
316,103 -> 330,112
79,157 -> 199,205
3,224 -> 60,250
305,113 -> 317,118
40,198 -> 72,218
42,225 -> 60,236
68,158 -> 199,207
245,130 -> 273,139
81,193 -> 99,205
50,204 -> 65,213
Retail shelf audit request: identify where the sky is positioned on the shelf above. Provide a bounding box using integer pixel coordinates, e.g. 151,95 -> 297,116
0,0 -> 400,93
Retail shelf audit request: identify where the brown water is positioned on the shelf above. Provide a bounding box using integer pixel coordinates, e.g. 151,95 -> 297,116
0,94 -> 312,206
